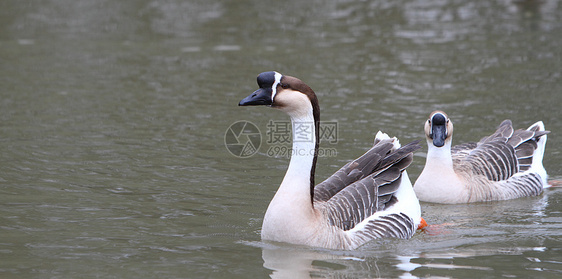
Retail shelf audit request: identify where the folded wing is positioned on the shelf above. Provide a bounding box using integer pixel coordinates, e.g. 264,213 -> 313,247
315,140 -> 420,231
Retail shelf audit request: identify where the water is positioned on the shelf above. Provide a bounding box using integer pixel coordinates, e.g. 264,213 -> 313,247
1,0 -> 561,278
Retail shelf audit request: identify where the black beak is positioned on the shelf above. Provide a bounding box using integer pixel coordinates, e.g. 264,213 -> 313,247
430,113 -> 447,147
239,88 -> 273,106
431,124 -> 447,147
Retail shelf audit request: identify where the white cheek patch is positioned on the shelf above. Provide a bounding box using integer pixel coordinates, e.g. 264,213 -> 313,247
271,71 -> 283,102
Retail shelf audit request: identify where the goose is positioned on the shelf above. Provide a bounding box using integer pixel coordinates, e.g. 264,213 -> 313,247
238,71 -> 423,250
414,111 -> 549,204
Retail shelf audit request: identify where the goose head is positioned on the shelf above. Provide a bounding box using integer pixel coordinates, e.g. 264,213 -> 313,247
239,71 -> 319,121
424,111 -> 453,148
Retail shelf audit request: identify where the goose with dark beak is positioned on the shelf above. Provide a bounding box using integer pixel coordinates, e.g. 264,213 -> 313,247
239,71 -> 424,250
415,110 -> 549,203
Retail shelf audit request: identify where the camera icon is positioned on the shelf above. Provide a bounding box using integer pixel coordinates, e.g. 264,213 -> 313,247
224,121 -> 261,158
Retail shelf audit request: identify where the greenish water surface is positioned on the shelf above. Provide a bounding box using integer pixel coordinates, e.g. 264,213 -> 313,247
1,1 -> 561,278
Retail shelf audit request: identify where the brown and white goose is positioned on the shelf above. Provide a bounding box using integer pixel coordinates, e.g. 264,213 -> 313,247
239,71 -> 423,250
414,111 -> 549,204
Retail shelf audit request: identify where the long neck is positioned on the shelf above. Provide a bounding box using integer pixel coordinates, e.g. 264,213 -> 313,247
420,136 -> 475,203
278,107 -> 319,204
425,138 -> 454,169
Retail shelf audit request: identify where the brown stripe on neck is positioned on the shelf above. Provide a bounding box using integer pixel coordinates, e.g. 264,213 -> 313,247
309,90 -> 320,205
280,75 -> 321,204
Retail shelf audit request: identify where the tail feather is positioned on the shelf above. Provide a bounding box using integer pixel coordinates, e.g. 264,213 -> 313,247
527,121 -> 548,187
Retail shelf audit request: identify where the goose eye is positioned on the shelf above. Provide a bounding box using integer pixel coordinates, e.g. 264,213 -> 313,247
281,83 -> 289,89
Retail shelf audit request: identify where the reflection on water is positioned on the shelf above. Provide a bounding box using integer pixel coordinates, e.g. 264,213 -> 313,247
260,242 -> 385,279
261,244 -> 335,279
1,0 -> 561,278
259,241 -> 557,278
256,190 -> 560,278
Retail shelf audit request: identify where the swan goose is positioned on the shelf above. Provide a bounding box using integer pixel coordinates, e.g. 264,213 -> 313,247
414,111 -> 549,203
239,71 -> 423,250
